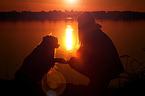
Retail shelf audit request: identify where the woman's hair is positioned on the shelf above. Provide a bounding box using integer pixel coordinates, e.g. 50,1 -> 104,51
77,12 -> 95,45
77,12 -> 95,25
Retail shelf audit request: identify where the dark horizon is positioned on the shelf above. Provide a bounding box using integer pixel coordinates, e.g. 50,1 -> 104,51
0,10 -> 145,21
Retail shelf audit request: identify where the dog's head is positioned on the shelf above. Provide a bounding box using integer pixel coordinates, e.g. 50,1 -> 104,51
42,35 -> 60,49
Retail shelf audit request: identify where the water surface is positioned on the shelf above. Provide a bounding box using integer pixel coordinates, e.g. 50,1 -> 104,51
0,19 -> 145,85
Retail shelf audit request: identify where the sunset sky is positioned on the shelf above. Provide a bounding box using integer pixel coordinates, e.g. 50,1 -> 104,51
0,0 -> 145,12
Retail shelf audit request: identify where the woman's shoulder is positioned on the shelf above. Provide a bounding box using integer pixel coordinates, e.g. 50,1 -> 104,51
95,23 -> 102,29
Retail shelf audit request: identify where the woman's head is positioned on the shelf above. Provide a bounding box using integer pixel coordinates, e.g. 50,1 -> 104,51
77,12 -> 95,44
77,12 -> 95,26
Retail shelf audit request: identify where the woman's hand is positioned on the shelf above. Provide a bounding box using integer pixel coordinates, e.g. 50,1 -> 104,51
68,57 -> 84,73
68,57 -> 79,65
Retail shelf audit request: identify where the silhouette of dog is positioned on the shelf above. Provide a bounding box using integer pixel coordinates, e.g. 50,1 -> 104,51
0,36 -> 60,96
16,35 -> 59,84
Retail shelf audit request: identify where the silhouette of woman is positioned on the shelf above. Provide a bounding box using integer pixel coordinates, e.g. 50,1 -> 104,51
68,12 -> 124,96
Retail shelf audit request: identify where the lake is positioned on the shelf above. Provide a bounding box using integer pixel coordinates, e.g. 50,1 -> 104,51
0,19 -> 145,89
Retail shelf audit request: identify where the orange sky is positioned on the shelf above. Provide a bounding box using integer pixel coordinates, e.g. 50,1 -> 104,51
0,0 -> 145,12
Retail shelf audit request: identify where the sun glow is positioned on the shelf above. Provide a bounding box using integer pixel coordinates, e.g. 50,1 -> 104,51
66,25 -> 73,50
68,0 -> 75,3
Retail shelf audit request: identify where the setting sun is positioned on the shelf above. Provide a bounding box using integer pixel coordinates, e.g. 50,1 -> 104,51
68,0 -> 75,3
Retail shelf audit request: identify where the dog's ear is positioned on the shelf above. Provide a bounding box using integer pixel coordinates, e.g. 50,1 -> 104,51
42,35 -> 60,48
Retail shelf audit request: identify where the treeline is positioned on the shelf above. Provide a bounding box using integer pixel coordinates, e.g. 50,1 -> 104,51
92,11 -> 145,20
0,10 -> 80,21
0,10 -> 145,21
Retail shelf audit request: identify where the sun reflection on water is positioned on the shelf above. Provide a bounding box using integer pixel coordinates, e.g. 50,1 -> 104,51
66,25 -> 73,50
